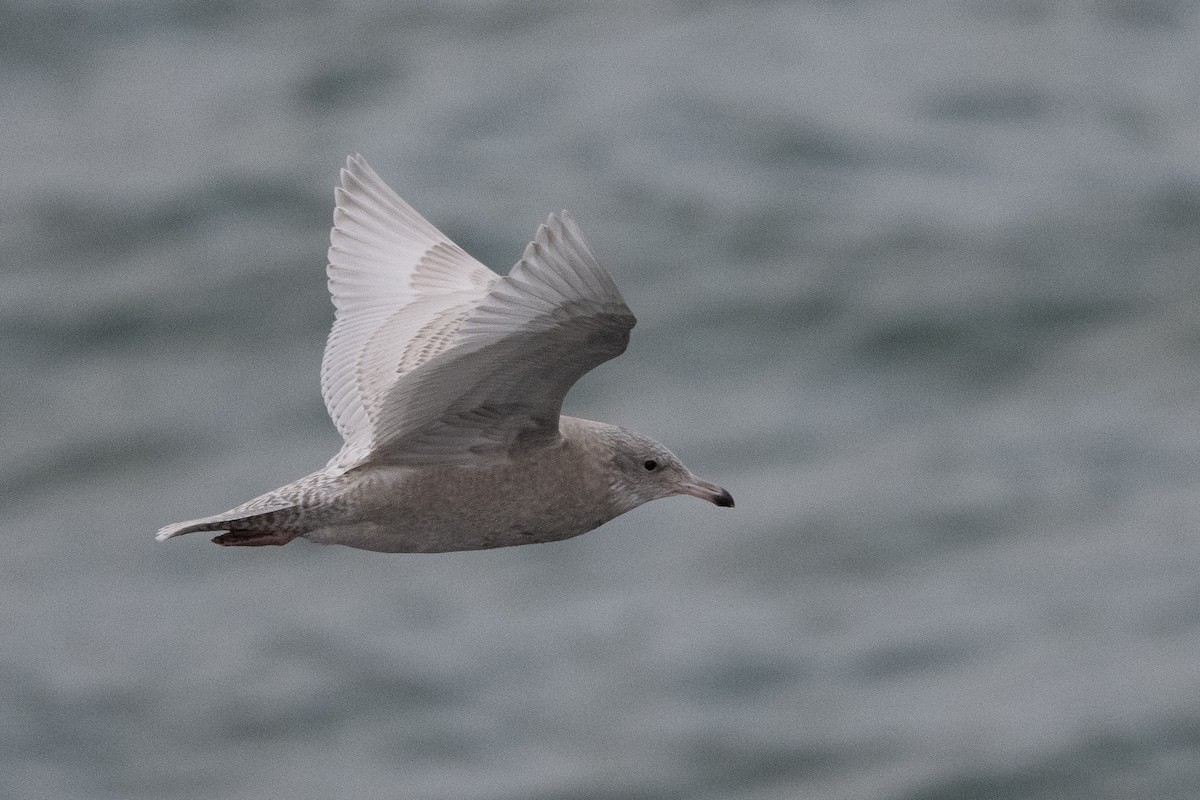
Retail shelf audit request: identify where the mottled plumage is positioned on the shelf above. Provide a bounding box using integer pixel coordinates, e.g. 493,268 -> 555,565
156,156 -> 732,552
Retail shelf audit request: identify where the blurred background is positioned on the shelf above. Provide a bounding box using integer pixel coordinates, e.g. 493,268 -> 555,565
4,0 -> 1200,797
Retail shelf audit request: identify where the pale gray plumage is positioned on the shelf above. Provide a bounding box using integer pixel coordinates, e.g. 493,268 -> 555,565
155,155 -> 732,552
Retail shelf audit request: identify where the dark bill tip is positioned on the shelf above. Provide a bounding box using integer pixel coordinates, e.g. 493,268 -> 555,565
680,479 -> 735,508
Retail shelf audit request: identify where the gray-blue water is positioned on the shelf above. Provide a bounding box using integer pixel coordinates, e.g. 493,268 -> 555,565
5,1 -> 1200,797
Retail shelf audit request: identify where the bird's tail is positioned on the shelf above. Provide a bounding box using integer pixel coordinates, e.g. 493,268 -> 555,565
154,515 -> 231,542
155,498 -> 305,544
156,475 -> 319,544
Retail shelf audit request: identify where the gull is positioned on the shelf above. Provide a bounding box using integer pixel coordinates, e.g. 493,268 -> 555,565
156,155 -> 733,552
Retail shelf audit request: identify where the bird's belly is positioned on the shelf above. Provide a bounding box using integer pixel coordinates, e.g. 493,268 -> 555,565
301,516 -> 600,553
299,465 -> 613,553
301,520 -> 464,553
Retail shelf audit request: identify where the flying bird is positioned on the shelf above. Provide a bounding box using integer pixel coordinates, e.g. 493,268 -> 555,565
156,155 -> 733,552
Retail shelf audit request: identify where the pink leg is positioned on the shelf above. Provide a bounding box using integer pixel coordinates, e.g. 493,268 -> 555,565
212,529 -> 300,547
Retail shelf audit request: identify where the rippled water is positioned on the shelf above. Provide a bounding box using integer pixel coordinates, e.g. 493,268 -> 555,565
5,1 -> 1200,798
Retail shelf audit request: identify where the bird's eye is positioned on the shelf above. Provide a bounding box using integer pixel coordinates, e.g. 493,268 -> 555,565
643,459 -> 658,471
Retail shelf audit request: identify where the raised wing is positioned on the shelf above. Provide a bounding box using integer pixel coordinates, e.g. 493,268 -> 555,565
332,210 -> 636,470
321,155 -> 497,456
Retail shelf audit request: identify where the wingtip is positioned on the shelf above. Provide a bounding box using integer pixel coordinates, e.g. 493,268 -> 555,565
557,210 -> 589,242
341,153 -> 374,185
542,210 -> 573,229
534,211 -> 579,251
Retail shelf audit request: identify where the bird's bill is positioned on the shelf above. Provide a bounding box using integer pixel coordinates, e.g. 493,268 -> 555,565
678,478 -> 735,508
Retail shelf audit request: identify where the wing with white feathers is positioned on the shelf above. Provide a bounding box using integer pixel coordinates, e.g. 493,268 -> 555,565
326,207 -> 636,472
321,155 -> 497,454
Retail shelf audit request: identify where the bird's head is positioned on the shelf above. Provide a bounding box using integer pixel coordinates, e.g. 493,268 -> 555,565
602,425 -> 734,514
